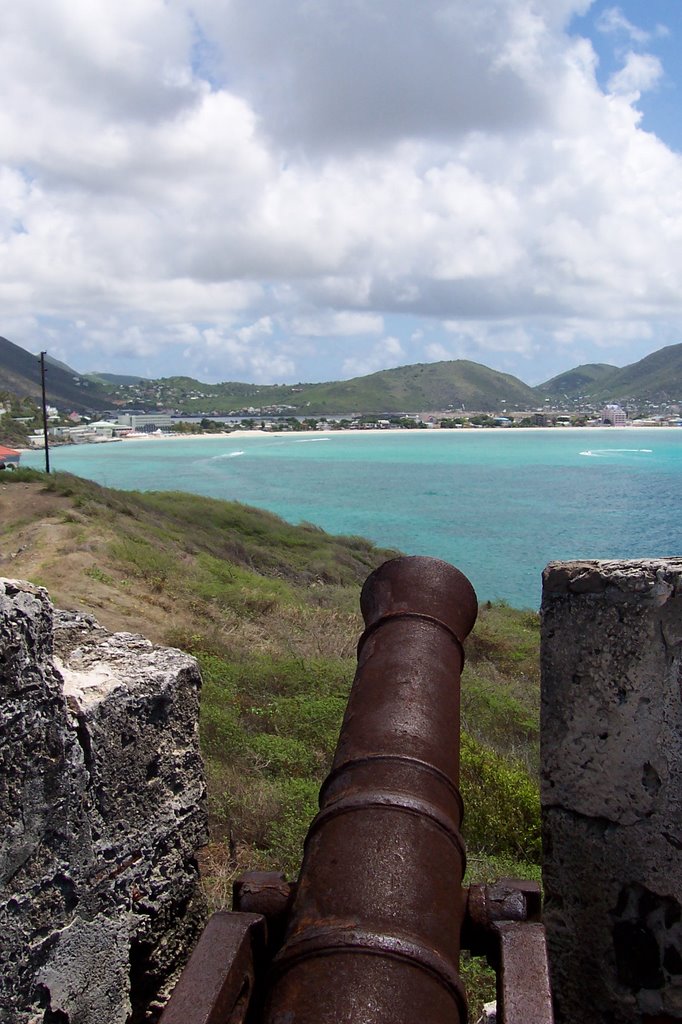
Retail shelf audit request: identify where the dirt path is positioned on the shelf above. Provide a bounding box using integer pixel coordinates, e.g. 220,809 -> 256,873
0,481 -> 175,642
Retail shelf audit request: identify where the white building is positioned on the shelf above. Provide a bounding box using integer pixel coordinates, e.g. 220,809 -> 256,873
117,414 -> 173,432
88,420 -> 125,437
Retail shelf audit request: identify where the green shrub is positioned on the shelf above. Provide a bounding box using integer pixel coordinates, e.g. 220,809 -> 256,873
195,654 -> 239,693
466,602 -> 540,679
248,733 -> 320,776
197,652 -> 352,702
205,761 -> 283,850
460,953 -> 496,1022
265,777 -> 320,877
261,694 -> 347,755
109,536 -> 177,589
461,670 -> 539,750
193,553 -> 296,616
85,565 -> 114,585
200,702 -> 245,757
460,732 -> 541,862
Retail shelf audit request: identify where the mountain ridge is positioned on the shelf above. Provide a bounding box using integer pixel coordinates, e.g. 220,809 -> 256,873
2,334 -> 681,414
0,336 -> 110,412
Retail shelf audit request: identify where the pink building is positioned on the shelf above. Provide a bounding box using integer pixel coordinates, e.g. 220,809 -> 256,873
601,404 -> 627,426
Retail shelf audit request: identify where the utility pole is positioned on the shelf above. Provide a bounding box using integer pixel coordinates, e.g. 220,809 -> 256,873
39,352 -> 51,474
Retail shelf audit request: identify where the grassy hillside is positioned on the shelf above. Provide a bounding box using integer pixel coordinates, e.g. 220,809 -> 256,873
593,343 -> 682,403
95,360 -> 539,414
0,469 -> 540,1011
86,344 -> 682,412
5,330 -> 681,416
535,362 -> 618,400
0,336 -> 110,413
86,372 -> 151,386
289,359 -> 539,413
534,344 -> 682,404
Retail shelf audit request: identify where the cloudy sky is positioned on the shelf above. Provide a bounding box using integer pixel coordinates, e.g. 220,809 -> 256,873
2,0 -> 682,385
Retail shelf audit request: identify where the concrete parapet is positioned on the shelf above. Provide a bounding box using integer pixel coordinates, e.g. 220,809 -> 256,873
0,579 -> 208,1023
541,558 -> 682,1022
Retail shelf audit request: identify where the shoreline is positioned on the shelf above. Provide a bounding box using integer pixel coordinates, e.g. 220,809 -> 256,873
13,423 -> 679,610
13,423 -> 682,452
120,424 -> 682,441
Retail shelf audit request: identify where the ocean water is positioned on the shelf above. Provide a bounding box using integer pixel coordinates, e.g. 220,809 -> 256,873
22,429 -> 682,609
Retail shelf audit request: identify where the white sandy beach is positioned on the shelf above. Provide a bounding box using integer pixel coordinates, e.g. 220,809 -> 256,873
15,422 -> 680,453
119,423 -> 682,442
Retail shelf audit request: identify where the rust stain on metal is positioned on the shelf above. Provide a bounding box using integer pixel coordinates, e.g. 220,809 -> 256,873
463,879 -> 543,961
261,555 -> 478,1024
158,912 -> 266,1024
233,871 -> 297,956
495,921 -> 554,1024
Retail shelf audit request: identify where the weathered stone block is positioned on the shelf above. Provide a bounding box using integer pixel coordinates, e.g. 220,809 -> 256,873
0,579 -> 208,1024
541,558 -> 682,1023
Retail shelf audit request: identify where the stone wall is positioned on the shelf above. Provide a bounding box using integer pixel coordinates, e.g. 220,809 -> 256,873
0,579 -> 209,1024
541,558 -> 682,1023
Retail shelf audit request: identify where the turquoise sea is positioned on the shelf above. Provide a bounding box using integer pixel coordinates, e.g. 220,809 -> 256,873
22,429 -> 682,609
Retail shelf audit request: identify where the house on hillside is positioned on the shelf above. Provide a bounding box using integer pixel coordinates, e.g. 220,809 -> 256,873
0,445 -> 21,470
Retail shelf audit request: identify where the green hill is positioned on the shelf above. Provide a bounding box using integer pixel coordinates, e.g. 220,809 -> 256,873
4,331 -> 682,415
285,360 -> 539,413
590,343 -> 682,403
92,345 -> 682,413
0,336 -> 110,413
535,363 -> 618,400
534,344 -> 682,405
45,353 -> 82,375
97,360 -> 538,414
86,371 -> 151,386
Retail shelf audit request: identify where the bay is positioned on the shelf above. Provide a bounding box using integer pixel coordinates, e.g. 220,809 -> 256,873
22,428 -> 682,609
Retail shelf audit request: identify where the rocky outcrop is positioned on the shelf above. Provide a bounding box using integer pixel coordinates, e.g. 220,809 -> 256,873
0,579 -> 208,1023
541,558 -> 682,1023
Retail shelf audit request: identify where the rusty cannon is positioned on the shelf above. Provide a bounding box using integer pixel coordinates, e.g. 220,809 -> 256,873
160,555 -> 553,1024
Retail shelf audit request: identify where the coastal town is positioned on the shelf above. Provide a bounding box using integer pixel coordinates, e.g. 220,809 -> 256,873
2,334 -> 682,453
1,397 -> 682,455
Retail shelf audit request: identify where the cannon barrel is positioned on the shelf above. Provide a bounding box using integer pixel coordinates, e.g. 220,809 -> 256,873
262,555 -> 478,1024
160,555 -> 553,1024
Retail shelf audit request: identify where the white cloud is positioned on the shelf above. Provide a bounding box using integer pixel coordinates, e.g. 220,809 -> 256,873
442,321 -> 535,357
236,317 -> 274,344
342,336 -> 405,378
424,342 -> 453,362
608,52 -> 663,96
596,7 -> 650,44
290,313 -> 384,338
1,0 -> 682,385
192,0 -> 553,152
551,318 -> 654,349
596,7 -> 668,45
